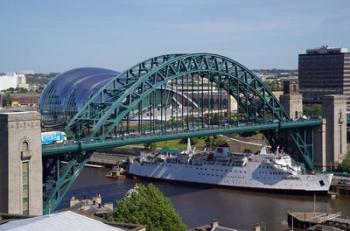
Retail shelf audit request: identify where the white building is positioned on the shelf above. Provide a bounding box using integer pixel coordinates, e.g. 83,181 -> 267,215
0,73 -> 29,91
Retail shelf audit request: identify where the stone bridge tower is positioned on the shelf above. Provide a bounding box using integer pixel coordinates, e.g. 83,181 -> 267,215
279,80 -> 303,120
0,111 -> 42,215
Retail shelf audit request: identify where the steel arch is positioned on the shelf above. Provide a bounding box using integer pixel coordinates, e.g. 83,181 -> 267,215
66,53 -> 284,134
66,53 -> 313,169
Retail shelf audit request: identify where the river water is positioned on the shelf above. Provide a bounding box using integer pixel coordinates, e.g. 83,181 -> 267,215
60,167 -> 350,231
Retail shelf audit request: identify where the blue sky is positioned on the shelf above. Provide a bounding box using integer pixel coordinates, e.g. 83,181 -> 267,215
0,0 -> 349,72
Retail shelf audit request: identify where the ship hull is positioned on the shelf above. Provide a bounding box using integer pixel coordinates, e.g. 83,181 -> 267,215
128,162 -> 333,194
129,174 -> 330,195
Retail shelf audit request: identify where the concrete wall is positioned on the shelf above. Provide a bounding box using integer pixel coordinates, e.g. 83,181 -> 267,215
0,114 -> 9,213
280,94 -> 303,119
322,95 -> 347,167
0,111 -> 43,215
314,119 -> 326,169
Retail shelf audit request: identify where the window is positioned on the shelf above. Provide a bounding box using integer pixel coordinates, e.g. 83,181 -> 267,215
21,141 -> 31,160
22,162 -> 29,215
22,141 -> 29,151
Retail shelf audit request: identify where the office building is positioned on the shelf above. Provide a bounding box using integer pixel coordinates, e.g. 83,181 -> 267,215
299,46 -> 350,110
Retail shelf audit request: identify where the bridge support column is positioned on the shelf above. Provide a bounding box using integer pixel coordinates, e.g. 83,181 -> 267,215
314,119 -> 327,170
321,95 -> 347,169
279,80 -> 303,120
0,112 -> 43,215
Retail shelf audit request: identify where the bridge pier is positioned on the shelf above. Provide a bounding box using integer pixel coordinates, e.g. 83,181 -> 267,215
314,118 -> 327,170
0,111 -> 43,215
279,80 -> 303,120
320,95 -> 347,169
279,80 -> 347,170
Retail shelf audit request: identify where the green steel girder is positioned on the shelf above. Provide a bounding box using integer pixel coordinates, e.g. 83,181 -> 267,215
43,152 -> 92,214
66,54 -> 184,135
41,53 -> 326,214
66,54 -> 286,136
64,53 -> 315,169
44,119 -> 321,156
41,120 -> 318,214
290,131 -> 313,168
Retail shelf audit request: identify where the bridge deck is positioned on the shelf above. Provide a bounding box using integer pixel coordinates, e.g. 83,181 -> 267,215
42,119 -> 321,156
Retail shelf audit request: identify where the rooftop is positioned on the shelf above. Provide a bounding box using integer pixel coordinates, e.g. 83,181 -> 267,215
0,73 -> 25,78
305,45 -> 348,55
0,211 -> 125,231
190,220 -> 239,231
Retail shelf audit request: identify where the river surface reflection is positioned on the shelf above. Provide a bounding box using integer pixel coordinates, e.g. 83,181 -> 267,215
60,167 -> 350,230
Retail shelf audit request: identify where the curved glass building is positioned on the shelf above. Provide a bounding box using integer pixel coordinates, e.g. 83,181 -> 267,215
39,67 -> 119,127
40,67 -> 200,128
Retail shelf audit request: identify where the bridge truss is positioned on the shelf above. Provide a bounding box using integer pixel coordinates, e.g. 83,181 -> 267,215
42,53 -> 317,214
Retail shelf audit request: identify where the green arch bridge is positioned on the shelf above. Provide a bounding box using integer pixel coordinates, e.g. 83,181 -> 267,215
42,53 -> 324,214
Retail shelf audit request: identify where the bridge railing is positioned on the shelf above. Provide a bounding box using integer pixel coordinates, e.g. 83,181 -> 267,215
42,119 -> 322,156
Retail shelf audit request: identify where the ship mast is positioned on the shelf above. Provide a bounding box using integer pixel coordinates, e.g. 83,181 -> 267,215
186,137 -> 192,154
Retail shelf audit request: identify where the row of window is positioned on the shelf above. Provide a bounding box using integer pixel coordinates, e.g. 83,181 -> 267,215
195,167 -> 246,173
258,165 -> 273,169
22,161 -> 29,215
259,171 -> 285,175
143,163 -> 287,177
197,173 -> 244,179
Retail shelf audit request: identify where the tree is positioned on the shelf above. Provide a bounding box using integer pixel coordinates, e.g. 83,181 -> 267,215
204,135 -> 226,148
105,184 -> 186,231
144,142 -> 157,152
1,92 -> 12,107
180,137 -> 198,145
303,104 -> 322,117
338,151 -> 350,172
15,87 -> 28,93
264,80 -> 281,91
5,87 -> 15,93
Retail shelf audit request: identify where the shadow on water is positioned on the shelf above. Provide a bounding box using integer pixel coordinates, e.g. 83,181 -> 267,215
58,167 -> 207,209
59,167 -> 350,230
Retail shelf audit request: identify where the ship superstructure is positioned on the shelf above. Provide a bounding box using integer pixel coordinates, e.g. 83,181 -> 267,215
129,142 -> 333,193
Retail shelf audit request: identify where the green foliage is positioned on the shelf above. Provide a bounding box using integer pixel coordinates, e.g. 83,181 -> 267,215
1,87 -> 28,94
105,184 -> 186,231
303,104 -> 322,117
166,118 -> 183,127
180,137 -> 198,145
1,87 -> 14,93
144,142 -> 157,151
1,92 -> 12,107
26,73 -> 58,85
204,135 -> 226,148
339,151 -> 350,172
264,80 -> 281,91
208,113 -> 222,124
16,88 -> 28,93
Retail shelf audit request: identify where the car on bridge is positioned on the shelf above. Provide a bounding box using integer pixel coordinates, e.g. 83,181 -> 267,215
41,131 -> 67,145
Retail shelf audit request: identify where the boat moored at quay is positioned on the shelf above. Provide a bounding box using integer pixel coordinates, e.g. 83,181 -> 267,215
128,141 -> 333,194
